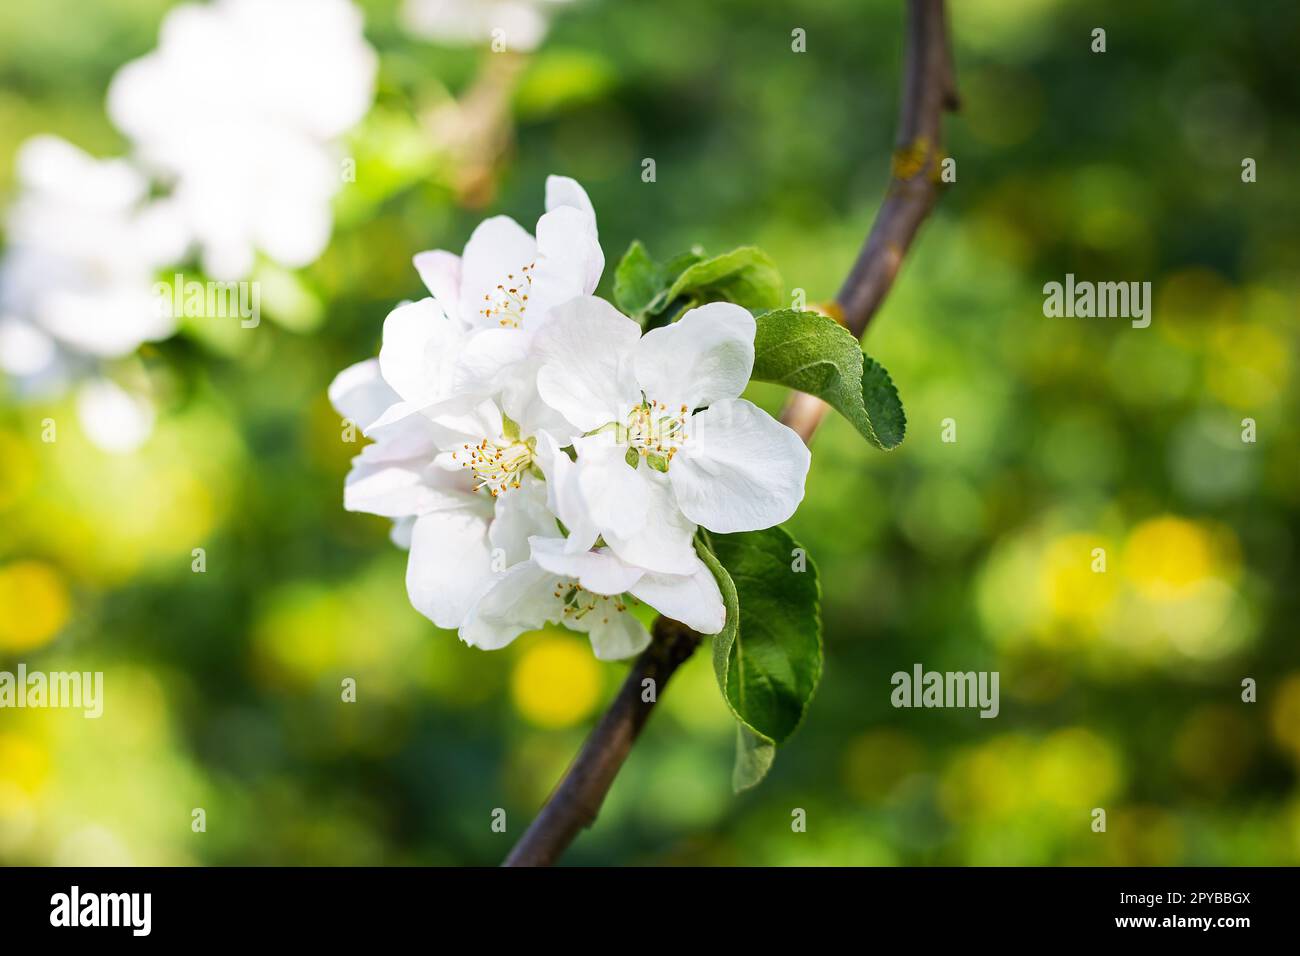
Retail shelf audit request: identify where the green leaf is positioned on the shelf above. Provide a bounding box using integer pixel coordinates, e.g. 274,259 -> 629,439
613,243 -> 781,329
695,534 -> 775,792
733,724 -> 776,793
612,240 -> 662,318
697,527 -> 822,746
751,308 -> 906,450
663,246 -> 783,315
613,242 -> 707,326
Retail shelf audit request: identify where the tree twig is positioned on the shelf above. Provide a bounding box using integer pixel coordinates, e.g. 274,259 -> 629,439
502,0 -> 958,867
781,0 -> 958,442
502,618 -> 701,867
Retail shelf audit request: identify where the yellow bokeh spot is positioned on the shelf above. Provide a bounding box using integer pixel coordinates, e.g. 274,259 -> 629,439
1123,516 -> 1214,599
1207,320 -> 1291,409
1271,674 -> 1300,764
253,587 -> 351,686
0,427 -> 36,510
0,561 -> 70,652
510,634 -> 602,729
1042,532 -> 1117,631
941,730 -> 1121,825
1030,728 -> 1120,809
0,732 -> 49,795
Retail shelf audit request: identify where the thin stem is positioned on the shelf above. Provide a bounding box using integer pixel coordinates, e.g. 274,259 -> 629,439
502,618 -> 700,867
502,0 -> 958,866
780,0 -> 958,441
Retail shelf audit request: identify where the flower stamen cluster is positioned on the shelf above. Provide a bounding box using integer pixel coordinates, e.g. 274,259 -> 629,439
454,436 -> 536,497
481,263 -> 534,328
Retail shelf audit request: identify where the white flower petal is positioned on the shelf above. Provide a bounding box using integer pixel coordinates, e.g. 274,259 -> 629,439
534,431 -> 600,553
634,301 -> 754,410
390,515 -> 415,550
344,456 -> 477,518
424,396 -> 503,449
355,410 -> 439,463
533,296 -> 640,431
572,433 -> 654,540
533,204 -> 603,311
544,175 -> 597,234
457,214 -> 537,326
412,249 -> 462,321
600,468 -> 699,575
407,506 -> 496,629
500,358 -> 577,444
530,537 -> 644,595
459,561 -> 562,651
628,556 -> 726,635
448,326 -> 532,398
328,358 -> 400,432
378,297 -> 462,406
670,398 -> 810,533
582,613 -> 651,661
489,479 -> 560,566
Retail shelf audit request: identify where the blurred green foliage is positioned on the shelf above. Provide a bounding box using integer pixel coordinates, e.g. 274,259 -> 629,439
1,0 -> 1298,865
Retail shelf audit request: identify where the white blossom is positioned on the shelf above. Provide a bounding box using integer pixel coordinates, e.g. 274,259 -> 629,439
0,136 -> 185,451
529,296 -> 811,570
401,0 -> 574,52
331,177 -> 809,661
0,136 -> 184,387
107,0 -> 378,280
461,535 -> 724,660
373,175 -> 601,428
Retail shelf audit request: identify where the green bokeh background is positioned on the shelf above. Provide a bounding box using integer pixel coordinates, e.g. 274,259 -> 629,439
1,0 -> 1298,865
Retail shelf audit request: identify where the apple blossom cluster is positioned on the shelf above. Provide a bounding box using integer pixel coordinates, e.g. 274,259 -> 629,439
0,0 -> 376,451
330,177 -> 811,659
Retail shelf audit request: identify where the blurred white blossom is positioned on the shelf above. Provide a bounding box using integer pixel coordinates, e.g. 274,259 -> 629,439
108,0 -> 378,280
401,0 -> 573,52
75,377 -> 158,454
0,136 -> 185,455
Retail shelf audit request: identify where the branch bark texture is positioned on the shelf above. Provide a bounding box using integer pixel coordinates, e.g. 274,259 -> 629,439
503,0 -> 958,866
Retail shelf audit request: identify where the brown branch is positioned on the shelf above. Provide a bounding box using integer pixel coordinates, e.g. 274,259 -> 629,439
424,52 -> 529,207
781,0 -> 958,442
502,618 -> 701,867
502,0 -> 957,866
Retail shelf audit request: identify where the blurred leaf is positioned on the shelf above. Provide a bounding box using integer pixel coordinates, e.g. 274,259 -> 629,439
733,724 -> 776,793
254,262 -> 324,334
698,527 -> 821,746
751,308 -> 906,449
334,106 -> 444,226
515,49 -> 618,120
